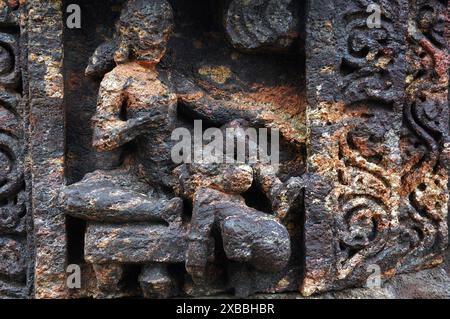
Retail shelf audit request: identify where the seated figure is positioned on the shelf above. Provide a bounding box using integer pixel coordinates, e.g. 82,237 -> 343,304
174,120 -> 303,297
59,0 -> 303,298
59,0 -> 185,298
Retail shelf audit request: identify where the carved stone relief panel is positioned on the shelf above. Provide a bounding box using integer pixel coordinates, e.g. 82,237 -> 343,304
60,0 -> 306,298
303,0 -> 448,296
0,1 -> 30,298
0,0 -> 447,299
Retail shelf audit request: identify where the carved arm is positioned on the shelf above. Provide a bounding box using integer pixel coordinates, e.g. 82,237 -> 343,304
92,73 -> 165,152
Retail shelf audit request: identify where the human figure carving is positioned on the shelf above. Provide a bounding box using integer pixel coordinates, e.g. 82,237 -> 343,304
174,162 -> 291,297
59,0 -> 184,298
173,120 -> 302,297
59,0 -> 303,298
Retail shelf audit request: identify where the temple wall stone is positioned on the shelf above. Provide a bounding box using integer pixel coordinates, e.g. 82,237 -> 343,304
303,0 -> 448,296
0,0 -> 447,299
28,0 -> 67,298
0,0 -> 31,298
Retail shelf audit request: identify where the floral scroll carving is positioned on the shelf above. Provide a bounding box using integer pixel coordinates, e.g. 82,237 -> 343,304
0,1 -> 28,298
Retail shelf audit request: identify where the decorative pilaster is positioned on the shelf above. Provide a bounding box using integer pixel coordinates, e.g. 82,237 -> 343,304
302,0 -> 448,296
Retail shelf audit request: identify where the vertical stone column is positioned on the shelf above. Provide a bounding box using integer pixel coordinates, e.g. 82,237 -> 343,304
303,0 -> 448,296
400,0 -> 449,272
0,1 -> 30,298
27,0 -> 67,298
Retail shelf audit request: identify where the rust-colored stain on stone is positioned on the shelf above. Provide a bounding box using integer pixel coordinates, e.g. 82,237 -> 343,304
0,0 -> 448,300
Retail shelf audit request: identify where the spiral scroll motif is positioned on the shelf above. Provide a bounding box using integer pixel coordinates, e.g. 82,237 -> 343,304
0,26 -> 25,286
335,122 -> 392,275
340,8 -> 400,106
0,32 -> 20,89
334,2 -> 402,277
398,0 -> 448,269
0,130 -> 25,233
0,56 -> 24,233
0,21 -> 26,297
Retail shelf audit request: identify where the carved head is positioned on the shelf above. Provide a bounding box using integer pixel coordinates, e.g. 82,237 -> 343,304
114,0 -> 174,65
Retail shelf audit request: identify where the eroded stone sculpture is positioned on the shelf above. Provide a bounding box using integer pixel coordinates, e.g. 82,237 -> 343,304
302,0 -> 448,296
0,0 -> 448,299
59,0 -> 185,298
59,0 -> 303,298
0,0 -> 29,298
55,0 -> 450,299
224,0 -> 299,52
173,119 -> 303,296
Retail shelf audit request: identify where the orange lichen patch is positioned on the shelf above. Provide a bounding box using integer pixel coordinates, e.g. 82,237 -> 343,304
310,124 -> 401,212
309,151 -> 340,178
35,273 -> 67,299
47,157 -> 65,174
198,65 -> 232,84
301,269 -> 330,297
232,85 -> 307,142
419,38 -> 449,81
177,91 -> 205,103
105,62 -> 176,110
407,171 -> 449,216
113,62 -> 157,80
400,161 -> 436,197
308,101 -> 346,125
180,82 -> 307,143
242,85 -> 304,116
382,268 -> 398,278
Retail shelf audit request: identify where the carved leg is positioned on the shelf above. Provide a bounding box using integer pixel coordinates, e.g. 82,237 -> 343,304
138,264 -> 177,298
59,169 -> 183,224
186,191 -> 216,284
221,213 -> 291,273
227,262 -> 252,298
92,263 -> 124,297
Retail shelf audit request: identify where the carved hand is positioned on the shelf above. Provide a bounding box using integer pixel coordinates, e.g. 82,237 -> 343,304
93,114 -> 166,151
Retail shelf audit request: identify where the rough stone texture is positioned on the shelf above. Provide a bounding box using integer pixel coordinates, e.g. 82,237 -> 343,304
0,0 -> 448,299
56,0 -> 306,299
84,223 -> 188,264
0,0 -> 30,299
224,0 -> 300,52
255,251 -> 450,299
28,0 -> 67,298
303,0 -> 448,296
401,0 -> 449,272
139,264 -> 179,298
175,166 -> 293,297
